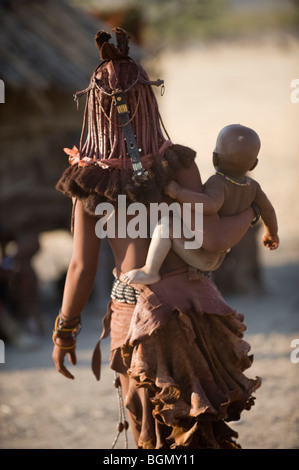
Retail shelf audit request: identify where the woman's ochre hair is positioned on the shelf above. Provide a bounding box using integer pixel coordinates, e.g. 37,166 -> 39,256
56,28 -> 196,215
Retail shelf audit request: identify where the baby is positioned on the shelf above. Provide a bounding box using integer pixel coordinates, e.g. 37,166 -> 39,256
123,124 -> 279,285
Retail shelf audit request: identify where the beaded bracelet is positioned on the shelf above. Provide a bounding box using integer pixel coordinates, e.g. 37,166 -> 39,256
251,203 -> 261,227
52,312 -> 81,350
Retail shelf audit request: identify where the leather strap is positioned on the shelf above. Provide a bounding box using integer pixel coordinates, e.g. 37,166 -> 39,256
91,301 -> 113,381
114,92 -> 148,178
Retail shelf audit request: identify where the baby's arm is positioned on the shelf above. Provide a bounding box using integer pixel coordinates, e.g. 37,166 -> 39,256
165,176 -> 225,215
254,184 -> 279,250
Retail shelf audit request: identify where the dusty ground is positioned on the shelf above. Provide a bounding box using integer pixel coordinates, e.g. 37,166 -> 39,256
1,37 -> 299,450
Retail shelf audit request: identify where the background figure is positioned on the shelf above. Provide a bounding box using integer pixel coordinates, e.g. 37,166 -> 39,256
212,225 -> 263,295
0,231 -> 42,349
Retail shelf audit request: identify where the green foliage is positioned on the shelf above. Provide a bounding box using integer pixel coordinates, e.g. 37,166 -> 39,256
139,0 -> 229,46
72,0 -> 299,49
138,0 -> 299,49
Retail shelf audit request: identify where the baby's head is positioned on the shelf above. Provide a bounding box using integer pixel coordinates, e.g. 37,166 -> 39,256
213,124 -> 261,177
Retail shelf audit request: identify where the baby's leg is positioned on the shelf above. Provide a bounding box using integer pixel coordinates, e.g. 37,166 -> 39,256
172,238 -> 226,272
123,217 -> 172,285
171,218 -> 227,271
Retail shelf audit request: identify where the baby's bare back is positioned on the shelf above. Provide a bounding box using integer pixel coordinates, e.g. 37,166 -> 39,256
176,175 -> 259,272
211,175 -> 258,217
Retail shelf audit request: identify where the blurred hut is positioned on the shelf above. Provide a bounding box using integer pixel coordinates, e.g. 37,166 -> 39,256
0,0 -> 143,343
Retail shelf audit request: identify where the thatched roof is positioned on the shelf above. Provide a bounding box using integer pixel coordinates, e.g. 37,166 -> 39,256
0,0 -> 145,238
0,0 -> 143,91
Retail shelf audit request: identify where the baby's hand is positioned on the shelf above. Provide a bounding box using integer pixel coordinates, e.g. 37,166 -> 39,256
262,233 -> 279,250
164,180 -> 180,199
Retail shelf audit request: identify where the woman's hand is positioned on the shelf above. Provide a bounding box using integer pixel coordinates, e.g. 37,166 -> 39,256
164,180 -> 181,199
52,344 -> 77,380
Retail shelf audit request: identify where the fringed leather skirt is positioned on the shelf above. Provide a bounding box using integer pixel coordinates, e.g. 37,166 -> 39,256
93,267 -> 261,449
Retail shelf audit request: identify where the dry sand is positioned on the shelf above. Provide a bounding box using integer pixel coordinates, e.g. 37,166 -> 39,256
1,37 -> 299,450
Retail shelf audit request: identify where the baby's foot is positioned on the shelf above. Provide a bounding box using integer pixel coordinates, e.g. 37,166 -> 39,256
123,267 -> 161,285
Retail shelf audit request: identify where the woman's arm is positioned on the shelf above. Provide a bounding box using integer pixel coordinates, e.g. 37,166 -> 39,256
171,165 -> 255,252
202,208 -> 254,252
60,201 -> 101,317
52,200 -> 101,379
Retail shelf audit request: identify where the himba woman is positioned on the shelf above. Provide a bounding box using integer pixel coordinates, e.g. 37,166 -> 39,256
52,28 -> 261,449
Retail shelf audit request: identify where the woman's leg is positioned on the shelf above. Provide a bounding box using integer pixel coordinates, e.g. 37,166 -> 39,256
119,374 -> 141,446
